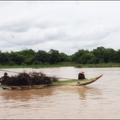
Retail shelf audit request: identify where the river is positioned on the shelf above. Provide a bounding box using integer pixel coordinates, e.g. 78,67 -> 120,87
0,67 -> 120,119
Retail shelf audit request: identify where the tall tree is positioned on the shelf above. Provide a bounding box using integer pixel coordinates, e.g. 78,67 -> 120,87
49,49 -> 60,64
18,49 -> 35,65
0,52 -> 9,65
34,50 -> 50,64
10,52 -> 24,65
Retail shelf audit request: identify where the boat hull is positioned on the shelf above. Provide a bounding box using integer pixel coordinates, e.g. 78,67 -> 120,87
0,74 -> 103,90
0,85 -> 47,90
51,74 -> 103,86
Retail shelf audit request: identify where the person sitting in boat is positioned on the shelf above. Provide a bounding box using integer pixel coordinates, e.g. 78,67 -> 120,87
0,72 -> 9,84
78,71 -> 85,80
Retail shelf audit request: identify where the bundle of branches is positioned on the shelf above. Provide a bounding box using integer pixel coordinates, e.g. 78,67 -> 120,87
0,72 -> 58,86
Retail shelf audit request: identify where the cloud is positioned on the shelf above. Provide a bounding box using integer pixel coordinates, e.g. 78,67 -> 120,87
0,1 -> 120,55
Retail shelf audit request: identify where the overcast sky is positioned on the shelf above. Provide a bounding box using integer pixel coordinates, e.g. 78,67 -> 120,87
0,1 -> 120,55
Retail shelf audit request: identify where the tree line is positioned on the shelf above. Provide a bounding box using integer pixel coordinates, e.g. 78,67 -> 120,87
0,46 -> 120,66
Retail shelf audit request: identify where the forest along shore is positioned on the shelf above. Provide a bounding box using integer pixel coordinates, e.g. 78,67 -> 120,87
0,47 -> 120,68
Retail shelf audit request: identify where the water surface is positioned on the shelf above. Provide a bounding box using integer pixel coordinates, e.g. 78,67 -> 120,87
0,67 -> 120,119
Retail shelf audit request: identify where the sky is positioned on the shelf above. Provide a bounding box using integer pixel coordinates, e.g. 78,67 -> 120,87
0,1 -> 120,55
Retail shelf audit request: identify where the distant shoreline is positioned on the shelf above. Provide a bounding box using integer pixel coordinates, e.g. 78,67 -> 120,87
0,62 -> 120,69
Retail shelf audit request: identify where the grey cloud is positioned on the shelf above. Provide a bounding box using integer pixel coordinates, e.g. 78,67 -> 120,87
73,25 -> 120,42
9,32 -> 67,47
0,1 -> 120,55
0,15 -> 67,34
45,30 -> 68,41
0,20 -> 31,33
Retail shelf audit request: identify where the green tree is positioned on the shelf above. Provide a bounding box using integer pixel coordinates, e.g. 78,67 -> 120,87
81,52 -> 97,64
116,49 -> 120,63
59,52 -> 69,62
71,49 -> 89,63
10,52 -> 24,65
92,46 -> 106,63
49,49 -> 60,64
34,50 -> 50,64
0,52 -> 9,65
102,48 -> 116,63
18,49 -> 35,65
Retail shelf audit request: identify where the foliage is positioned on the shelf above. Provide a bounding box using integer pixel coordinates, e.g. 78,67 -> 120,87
0,46 -> 120,67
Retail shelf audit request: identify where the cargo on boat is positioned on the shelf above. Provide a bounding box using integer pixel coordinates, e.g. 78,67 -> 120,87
0,72 -> 103,90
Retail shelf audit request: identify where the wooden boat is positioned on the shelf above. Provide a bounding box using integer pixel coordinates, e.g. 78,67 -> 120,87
0,74 -> 103,90
51,74 -> 103,86
0,85 -> 48,90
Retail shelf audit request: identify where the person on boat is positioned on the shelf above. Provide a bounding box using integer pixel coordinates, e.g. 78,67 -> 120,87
78,71 -> 85,80
0,72 -> 9,84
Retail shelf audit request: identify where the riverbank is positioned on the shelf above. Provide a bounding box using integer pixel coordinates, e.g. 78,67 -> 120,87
0,62 -> 120,69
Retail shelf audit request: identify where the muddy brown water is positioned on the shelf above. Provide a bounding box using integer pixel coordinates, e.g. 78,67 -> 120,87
0,67 -> 120,119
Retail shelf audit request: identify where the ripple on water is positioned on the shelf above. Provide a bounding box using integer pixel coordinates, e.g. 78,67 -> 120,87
0,67 -> 120,118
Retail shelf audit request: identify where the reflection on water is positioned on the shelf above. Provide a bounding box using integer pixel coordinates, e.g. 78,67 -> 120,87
0,85 -> 102,102
0,85 -> 102,119
55,85 -> 102,100
0,87 -> 55,101
0,67 -> 120,119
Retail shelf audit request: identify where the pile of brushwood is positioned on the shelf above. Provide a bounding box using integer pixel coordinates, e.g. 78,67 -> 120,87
0,72 -> 58,86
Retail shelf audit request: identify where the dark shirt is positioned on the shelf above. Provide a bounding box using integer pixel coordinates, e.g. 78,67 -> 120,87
78,73 -> 85,80
0,76 -> 9,84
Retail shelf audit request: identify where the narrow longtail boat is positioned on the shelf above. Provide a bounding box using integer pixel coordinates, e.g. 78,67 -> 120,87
0,74 -> 103,90
52,74 -> 103,86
